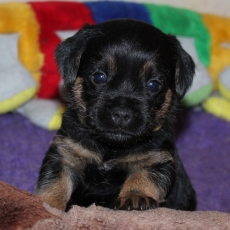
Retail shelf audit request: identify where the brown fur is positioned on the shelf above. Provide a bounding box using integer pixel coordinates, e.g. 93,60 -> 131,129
113,152 -> 173,209
139,61 -> 154,78
117,151 -> 173,172
120,170 -> 160,199
37,136 -> 102,210
73,77 -> 86,121
116,170 -> 160,209
106,54 -> 117,76
36,170 -> 73,210
155,89 -> 173,120
54,136 -> 102,168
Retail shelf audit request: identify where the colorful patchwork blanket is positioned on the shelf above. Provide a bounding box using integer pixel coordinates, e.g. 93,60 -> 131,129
0,1 -> 230,130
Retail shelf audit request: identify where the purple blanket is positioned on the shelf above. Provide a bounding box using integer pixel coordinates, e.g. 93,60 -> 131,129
0,109 -> 230,213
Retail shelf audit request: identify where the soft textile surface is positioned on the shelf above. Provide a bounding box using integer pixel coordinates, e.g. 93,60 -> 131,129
0,181 -> 55,230
1,180 -> 230,230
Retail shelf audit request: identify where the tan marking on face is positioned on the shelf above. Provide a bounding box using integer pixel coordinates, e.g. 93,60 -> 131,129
54,136 -> 102,170
140,61 -> 154,78
118,170 -> 160,203
36,170 -> 73,211
106,55 -> 117,76
155,89 -> 172,120
73,78 -> 86,123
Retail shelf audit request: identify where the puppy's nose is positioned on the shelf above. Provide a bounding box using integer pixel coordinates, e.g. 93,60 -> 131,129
111,107 -> 133,126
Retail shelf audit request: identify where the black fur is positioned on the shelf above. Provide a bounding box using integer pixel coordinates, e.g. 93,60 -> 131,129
37,19 -> 196,211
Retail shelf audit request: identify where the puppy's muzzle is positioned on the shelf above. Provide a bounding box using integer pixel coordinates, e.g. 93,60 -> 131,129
94,96 -> 146,144
110,106 -> 133,127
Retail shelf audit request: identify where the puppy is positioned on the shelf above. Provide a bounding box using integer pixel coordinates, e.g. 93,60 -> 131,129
36,19 -> 196,211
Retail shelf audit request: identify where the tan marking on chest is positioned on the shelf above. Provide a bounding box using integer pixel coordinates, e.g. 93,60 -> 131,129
117,150 -> 173,172
54,136 -> 102,170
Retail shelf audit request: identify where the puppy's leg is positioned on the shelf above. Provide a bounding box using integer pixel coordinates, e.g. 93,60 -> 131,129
114,151 -> 174,210
114,170 -> 159,210
36,136 -> 101,211
36,163 -> 73,211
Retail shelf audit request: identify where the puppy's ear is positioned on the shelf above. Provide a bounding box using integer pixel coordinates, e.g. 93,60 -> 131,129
55,24 -> 100,86
173,38 -> 195,99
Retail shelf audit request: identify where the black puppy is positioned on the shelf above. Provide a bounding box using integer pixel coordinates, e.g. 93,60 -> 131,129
36,19 -> 196,211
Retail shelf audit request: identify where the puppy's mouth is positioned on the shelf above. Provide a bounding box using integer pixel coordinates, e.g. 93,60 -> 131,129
92,129 -> 147,146
87,99 -> 151,145
105,131 -> 133,141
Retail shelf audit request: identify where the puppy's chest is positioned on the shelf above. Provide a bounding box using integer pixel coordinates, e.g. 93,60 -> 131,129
83,160 -> 127,190
71,160 -> 126,206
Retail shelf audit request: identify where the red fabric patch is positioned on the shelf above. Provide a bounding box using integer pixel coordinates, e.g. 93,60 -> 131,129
30,2 -> 95,98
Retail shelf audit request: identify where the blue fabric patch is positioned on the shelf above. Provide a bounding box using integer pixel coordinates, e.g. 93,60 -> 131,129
86,1 -> 152,24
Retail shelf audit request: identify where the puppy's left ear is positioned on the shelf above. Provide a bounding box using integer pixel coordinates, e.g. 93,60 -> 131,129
55,24 -> 101,86
173,38 -> 195,99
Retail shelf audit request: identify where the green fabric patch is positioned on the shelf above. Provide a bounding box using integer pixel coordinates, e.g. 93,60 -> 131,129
182,83 -> 213,107
144,4 -> 211,67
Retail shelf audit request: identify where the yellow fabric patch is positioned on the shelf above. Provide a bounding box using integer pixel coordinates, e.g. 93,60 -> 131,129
218,80 -> 230,101
203,97 -> 230,121
0,3 -> 43,83
202,14 -> 230,89
48,105 -> 65,130
0,86 -> 37,114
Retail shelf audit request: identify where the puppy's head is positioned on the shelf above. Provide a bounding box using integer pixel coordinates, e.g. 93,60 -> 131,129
56,19 -> 194,145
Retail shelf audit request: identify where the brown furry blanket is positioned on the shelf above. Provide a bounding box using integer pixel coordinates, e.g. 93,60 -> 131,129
0,181 -> 229,230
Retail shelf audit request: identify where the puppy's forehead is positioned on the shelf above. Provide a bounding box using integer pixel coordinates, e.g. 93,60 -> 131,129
95,35 -> 173,71
99,19 -> 168,45
85,23 -> 172,61
81,20 -> 177,79
98,20 -> 175,54
100,47 -> 156,81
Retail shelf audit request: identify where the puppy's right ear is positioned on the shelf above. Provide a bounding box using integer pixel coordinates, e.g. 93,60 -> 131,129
55,24 -> 99,86
174,39 -> 195,100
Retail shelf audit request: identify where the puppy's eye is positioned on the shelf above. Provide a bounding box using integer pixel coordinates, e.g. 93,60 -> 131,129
92,72 -> 107,84
147,80 -> 162,93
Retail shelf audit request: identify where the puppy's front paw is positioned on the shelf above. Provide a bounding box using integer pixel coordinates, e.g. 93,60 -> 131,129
113,195 -> 157,211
